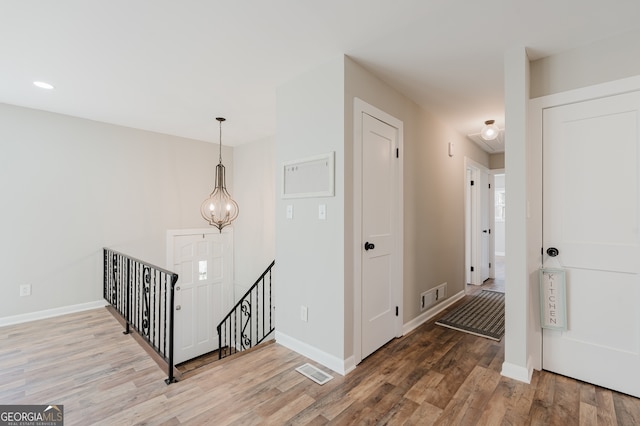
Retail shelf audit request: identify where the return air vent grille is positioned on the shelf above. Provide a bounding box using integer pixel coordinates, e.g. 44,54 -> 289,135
295,363 -> 333,385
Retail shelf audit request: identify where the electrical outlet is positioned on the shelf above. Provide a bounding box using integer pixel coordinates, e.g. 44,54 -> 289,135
300,305 -> 308,322
20,284 -> 31,297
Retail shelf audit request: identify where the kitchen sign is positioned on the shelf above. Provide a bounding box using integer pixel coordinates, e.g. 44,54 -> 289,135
540,268 -> 567,330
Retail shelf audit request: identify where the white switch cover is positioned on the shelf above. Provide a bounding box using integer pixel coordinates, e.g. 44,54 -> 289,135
318,204 -> 326,220
300,305 -> 308,322
20,284 -> 31,297
286,205 -> 294,219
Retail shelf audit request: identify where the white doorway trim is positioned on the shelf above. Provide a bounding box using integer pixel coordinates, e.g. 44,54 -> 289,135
353,98 -> 404,366
490,168 -> 505,279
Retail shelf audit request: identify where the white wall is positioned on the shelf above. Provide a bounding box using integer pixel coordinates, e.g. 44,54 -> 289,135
232,136 -> 276,298
0,103 -> 230,320
502,46 -> 535,383
275,56 -> 346,368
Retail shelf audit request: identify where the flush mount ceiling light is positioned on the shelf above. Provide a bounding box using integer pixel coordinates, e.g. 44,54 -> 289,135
33,81 -> 55,90
200,117 -> 239,232
480,120 -> 499,141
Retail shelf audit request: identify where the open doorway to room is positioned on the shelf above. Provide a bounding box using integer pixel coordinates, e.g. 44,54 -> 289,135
465,161 -> 505,295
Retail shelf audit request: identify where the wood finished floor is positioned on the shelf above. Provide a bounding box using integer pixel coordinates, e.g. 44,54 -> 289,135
1,300 -> 639,425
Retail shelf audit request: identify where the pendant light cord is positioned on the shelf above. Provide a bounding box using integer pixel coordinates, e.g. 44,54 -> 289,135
218,119 -> 223,164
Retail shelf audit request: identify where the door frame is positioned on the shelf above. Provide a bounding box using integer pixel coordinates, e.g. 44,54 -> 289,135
527,75 -> 640,372
465,157 -> 491,287
490,168 -> 505,276
353,98 -> 404,365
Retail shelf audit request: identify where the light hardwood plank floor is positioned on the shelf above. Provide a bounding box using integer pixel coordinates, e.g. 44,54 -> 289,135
1,303 -> 639,425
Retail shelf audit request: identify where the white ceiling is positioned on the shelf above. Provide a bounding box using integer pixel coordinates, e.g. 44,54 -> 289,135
2,1 -> 639,147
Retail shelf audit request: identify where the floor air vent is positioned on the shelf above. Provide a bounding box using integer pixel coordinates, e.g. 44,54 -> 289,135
295,363 -> 333,385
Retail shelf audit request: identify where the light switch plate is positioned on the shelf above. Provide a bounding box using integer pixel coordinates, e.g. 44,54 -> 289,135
286,205 -> 294,219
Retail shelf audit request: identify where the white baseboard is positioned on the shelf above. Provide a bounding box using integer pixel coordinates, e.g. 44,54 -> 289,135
402,290 -> 465,335
501,361 -> 533,384
0,300 -> 108,328
275,331 -> 355,376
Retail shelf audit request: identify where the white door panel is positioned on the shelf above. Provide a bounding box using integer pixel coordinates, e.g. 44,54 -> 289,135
173,231 -> 232,364
542,90 -> 640,397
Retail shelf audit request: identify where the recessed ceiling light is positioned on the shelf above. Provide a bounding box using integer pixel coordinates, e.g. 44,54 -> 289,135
33,81 -> 55,90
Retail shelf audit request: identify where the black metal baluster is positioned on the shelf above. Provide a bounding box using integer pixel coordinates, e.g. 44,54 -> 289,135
163,274 -> 167,358
269,266 -> 273,331
166,273 -> 177,384
135,263 -> 140,336
151,270 -> 156,351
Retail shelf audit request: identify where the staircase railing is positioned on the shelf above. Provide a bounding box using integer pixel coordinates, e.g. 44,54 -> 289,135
103,248 -> 179,384
218,260 -> 275,359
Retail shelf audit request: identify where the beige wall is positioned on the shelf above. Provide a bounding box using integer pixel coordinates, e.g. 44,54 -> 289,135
530,29 -> 640,98
345,57 -> 489,324
489,153 -> 505,170
0,103 -> 227,320
232,136 -> 275,297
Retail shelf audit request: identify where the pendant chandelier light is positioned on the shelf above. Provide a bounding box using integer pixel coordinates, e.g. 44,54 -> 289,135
200,117 -> 239,232
480,119 -> 500,141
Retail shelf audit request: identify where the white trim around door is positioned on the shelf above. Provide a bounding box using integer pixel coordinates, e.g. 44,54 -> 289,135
353,98 -> 404,366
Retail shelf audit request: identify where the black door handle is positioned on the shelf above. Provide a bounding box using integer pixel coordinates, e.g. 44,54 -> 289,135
546,247 -> 559,257
364,242 -> 375,251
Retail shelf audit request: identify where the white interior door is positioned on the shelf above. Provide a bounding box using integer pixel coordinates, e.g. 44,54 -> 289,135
466,161 -> 490,285
361,112 -> 399,360
172,230 -> 232,364
480,170 -> 490,281
542,90 -> 640,397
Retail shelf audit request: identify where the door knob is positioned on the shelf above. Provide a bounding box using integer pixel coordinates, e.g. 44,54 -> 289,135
482,230 -> 488,233
364,242 -> 375,251
546,247 -> 559,257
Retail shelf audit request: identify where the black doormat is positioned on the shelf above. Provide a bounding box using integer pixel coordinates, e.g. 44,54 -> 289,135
435,290 -> 505,341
